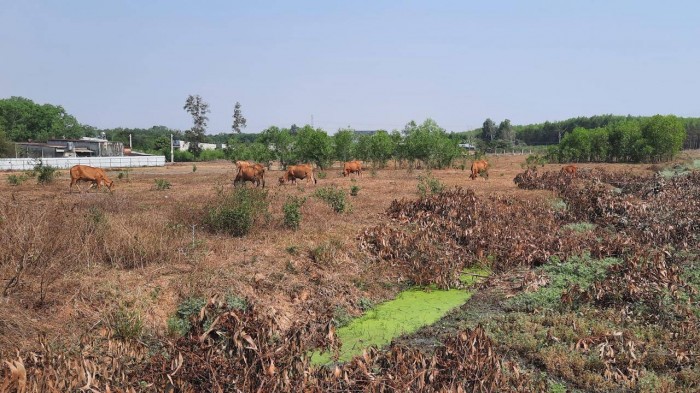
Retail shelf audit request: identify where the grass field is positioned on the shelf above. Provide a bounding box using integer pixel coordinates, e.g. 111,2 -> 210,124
1,150 -> 699,391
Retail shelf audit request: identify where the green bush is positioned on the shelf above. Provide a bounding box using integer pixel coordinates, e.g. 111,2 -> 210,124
283,195 -> 306,230
417,172 -> 445,197
154,178 -> 171,190
7,174 -> 28,186
198,149 -> 226,161
316,171 -> 327,179
350,185 -> 360,196
174,149 -> 196,162
314,186 -> 350,213
203,187 -> 269,236
33,160 -> 58,184
192,164 -> 197,173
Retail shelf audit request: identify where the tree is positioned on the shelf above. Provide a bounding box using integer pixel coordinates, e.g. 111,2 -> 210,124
481,118 -> 497,142
367,131 -> 395,168
257,126 -> 294,167
183,95 -> 210,157
333,128 -> 356,162
0,96 -> 85,142
232,102 -> 247,134
496,119 -> 514,143
0,126 -> 13,157
403,119 -> 458,169
293,125 -> 333,168
641,115 -> 686,161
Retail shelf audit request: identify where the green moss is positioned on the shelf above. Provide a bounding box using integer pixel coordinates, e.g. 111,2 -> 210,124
312,267 -> 488,364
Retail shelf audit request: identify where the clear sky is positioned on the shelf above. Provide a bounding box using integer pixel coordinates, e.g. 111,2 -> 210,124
1,1 -> 698,133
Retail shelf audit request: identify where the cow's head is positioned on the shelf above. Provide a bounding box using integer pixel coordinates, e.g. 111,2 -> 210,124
106,179 -> 115,192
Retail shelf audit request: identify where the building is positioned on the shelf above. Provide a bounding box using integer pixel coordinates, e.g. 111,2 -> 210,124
173,140 -> 221,151
15,137 -> 124,158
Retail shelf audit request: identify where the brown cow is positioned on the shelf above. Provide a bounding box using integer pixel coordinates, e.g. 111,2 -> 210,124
561,165 -> 578,175
234,165 -> 265,187
470,160 -> 489,180
69,165 -> 114,193
343,160 -> 363,177
279,164 -> 317,185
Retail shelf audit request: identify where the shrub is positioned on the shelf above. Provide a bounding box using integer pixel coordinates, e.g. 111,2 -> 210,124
7,174 -> 27,186
283,196 -> 306,230
192,164 -> 197,173
522,153 -> 548,170
33,160 -> 58,184
316,171 -> 327,179
358,297 -> 374,311
154,178 -> 171,190
202,187 -> 269,236
417,172 -> 445,197
314,186 -> 350,213
350,185 -> 360,196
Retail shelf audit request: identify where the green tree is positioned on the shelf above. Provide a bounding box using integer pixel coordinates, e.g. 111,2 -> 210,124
558,128 -> 591,162
257,126 -> 294,167
0,96 -> 85,142
227,142 -> 274,164
293,125 -> 333,168
481,118 -> 497,142
367,130 -> 395,168
403,119 -> 459,169
496,119 -> 514,143
0,127 -> 13,157
607,120 -> 642,162
183,95 -> 210,157
641,115 -> 686,161
231,102 -> 247,134
588,128 -> 609,162
333,128 -> 356,162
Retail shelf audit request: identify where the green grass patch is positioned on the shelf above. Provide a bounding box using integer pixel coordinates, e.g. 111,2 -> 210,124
562,222 -> 595,233
504,255 -> 619,312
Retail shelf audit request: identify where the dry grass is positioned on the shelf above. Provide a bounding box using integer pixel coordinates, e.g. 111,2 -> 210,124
0,152 -> 698,380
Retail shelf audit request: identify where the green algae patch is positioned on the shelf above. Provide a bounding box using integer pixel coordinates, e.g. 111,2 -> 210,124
312,267 -> 490,365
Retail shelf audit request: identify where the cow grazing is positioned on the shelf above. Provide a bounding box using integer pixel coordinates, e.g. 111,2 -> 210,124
470,160 -> 489,180
280,164 -> 317,185
343,160 -> 363,177
561,165 -> 578,175
234,165 -> 265,187
69,165 -> 114,193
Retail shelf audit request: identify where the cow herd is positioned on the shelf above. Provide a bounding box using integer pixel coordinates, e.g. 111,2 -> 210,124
65,158 -> 573,194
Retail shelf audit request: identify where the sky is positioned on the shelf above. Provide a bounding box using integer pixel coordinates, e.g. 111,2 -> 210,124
1,0 -> 699,134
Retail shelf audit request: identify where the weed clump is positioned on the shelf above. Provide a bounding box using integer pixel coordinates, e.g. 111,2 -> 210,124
7,174 -> 28,186
314,186 -> 350,213
109,306 -> 144,340
153,178 -> 171,190
202,187 -> 269,236
416,172 -> 445,197
350,185 -> 360,196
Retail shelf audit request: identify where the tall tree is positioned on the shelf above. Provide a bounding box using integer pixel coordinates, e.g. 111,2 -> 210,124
481,118 -> 496,142
497,119 -> 514,142
641,115 -> 686,161
333,128 -> 356,162
183,95 -> 210,157
231,102 -> 247,134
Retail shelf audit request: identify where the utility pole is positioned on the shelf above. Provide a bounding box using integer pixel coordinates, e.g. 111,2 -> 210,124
129,134 -> 132,149
311,114 -> 314,128
170,134 -> 174,163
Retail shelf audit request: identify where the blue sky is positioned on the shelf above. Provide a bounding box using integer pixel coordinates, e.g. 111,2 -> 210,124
1,1 -> 698,133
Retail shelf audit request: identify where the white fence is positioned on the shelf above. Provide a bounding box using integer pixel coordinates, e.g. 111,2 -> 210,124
0,156 -> 166,171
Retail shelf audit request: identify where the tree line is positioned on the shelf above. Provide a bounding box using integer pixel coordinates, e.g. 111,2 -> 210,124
546,115 -> 687,163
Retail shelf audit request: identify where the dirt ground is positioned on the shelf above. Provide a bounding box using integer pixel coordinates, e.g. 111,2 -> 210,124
1,151 -> 698,354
